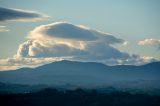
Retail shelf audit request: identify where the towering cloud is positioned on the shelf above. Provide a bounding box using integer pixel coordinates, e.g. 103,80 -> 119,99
16,22 -> 126,59
0,7 -> 49,22
0,22 -> 156,70
14,22 -> 155,66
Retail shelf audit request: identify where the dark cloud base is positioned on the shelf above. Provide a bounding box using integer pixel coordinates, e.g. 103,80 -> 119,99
0,7 -> 47,21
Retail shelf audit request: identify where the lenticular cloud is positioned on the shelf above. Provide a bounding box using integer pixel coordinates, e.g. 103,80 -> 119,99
28,22 -> 125,44
0,7 -> 49,22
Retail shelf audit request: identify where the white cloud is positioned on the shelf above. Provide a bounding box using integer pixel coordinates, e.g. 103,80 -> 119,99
16,22 -> 127,60
138,39 -> 160,45
28,22 -> 125,44
0,26 -> 9,32
0,57 -> 64,71
0,22 -> 157,71
138,38 -> 160,50
28,22 -> 97,41
0,7 -> 49,22
16,40 -> 87,58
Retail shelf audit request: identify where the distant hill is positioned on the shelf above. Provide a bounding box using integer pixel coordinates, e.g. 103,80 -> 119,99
0,60 -> 159,89
0,82 -> 48,94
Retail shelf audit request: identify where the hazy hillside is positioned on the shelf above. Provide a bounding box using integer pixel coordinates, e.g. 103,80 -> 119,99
0,60 -> 159,89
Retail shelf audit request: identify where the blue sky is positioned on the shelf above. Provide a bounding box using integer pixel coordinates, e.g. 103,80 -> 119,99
0,0 -> 160,70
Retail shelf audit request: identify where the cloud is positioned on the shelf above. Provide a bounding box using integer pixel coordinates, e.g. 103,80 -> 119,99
16,22 -> 126,59
0,22 -> 157,70
0,57 -> 63,71
138,38 -> 160,50
0,7 -> 49,22
0,26 -> 9,32
28,22 -> 125,45
28,22 -> 97,41
16,22 -> 155,65
16,40 -> 87,58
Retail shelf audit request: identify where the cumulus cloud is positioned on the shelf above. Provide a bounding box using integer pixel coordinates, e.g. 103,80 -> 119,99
0,57 -> 64,71
0,26 -> 9,32
138,38 -> 160,50
16,22 -> 155,65
16,22 -> 126,59
16,40 -> 87,58
0,22 -> 157,71
0,7 -> 49,22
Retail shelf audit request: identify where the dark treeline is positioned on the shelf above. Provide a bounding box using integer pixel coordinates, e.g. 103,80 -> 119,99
0,88 -> 160,106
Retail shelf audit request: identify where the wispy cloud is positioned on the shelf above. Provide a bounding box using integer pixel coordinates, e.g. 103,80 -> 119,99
0,7 -> 49,22
0,26 -> 9,32
138,38 -> 160,50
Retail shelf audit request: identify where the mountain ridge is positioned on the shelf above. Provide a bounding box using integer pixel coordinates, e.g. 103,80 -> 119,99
0,60 -> 159,89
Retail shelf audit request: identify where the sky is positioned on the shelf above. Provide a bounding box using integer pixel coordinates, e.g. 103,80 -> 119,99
0,0 -> 160,70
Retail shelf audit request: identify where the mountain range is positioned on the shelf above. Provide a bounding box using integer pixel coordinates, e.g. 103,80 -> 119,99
0,60 -> 159,89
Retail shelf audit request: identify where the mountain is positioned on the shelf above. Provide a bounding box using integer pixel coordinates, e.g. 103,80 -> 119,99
0,60 -> 160,89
